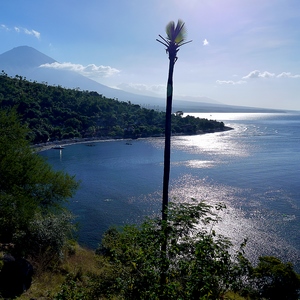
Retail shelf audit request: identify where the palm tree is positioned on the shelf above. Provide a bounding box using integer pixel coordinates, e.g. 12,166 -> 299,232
157,20 -> 191,294
157,20 -> 191,222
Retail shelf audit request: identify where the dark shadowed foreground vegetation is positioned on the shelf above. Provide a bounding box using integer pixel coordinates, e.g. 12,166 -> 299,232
0,79 -> 300,299
0,72 -> 227,144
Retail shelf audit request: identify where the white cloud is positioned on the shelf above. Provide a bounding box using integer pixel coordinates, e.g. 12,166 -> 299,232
203,38 -> 209,46
243,70 -> 260,79
1,24 -> 9,31
1,24 -> 41,39
216,80 -> 246,85
39,62 -> 120,78
117,82 -> 165,95
259,71 -> 275,78
23,28 -> 40,39
243,70 -> 275,79
277,72 -> 300,78
243,70 -> 300,80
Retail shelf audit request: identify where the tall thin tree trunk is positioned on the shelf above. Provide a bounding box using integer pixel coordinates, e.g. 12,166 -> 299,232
157,20 -> 190,298
162,55 -> 175,221
160,53 -> 176,297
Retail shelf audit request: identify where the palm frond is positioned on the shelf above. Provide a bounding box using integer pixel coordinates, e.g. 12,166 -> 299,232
157,19 -> 192,57
174,20 -> 187,44
165,21 -> 175,42
165,19 -> 187,44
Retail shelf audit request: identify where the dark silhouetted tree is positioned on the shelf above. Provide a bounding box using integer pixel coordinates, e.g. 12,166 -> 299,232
157,19 -> 191,294
157,19 -> 191,222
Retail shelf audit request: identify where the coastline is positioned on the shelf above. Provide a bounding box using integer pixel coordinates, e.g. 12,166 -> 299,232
33,136 -> 119,152
33,126 -> 233,152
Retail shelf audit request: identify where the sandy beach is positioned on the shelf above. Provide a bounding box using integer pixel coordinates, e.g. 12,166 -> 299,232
32,137 -> 119,152
33,126 -> 233,152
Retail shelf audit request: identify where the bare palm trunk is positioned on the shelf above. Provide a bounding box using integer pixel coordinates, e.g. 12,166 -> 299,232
160,51 -> 176,297
157,20 -> 191,297
162,55 -> 175,222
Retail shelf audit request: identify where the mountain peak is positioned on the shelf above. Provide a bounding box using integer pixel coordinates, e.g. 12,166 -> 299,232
0,46 -> 56,73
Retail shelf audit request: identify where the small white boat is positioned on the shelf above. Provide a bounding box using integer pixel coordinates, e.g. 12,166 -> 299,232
52,145 -> 65,150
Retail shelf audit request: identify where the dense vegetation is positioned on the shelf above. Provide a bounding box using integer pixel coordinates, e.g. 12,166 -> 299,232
0,72 -> 226,144
0,109 -> 78,257
90,202 -> 300,300
0,109 -> 79,297
12,201 -> 300,300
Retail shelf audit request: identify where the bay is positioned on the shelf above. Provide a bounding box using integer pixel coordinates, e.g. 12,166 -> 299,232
40,112 -> 300,269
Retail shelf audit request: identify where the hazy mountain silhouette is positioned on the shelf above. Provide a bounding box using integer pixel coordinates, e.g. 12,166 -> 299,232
0,46 -> 56,71
0,46 -> 134,102
0,46 -> 283,112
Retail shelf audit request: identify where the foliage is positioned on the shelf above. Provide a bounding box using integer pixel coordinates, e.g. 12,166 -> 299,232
251,256 -> 300,300
0,72 -> 225,143
0,108 -> 79,260
93,201 -> 252,299
25,212 -> 77,270
53,273 -> 90,300
12,244 -> 98,300
157,19 -> 192,59
165,19 -> 188,45
6,222 -> 300,300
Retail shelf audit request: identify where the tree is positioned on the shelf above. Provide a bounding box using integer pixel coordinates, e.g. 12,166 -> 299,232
156,19 -> 192,293
0,108 -> 79,259
252,256 -> 300,300
0,73 -> 225,142
94,201 -> 251,299
156,19 -> 192,222
175,110 -> 183,117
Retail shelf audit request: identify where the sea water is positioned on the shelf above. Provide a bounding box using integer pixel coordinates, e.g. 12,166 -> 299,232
40,112 -> 300,269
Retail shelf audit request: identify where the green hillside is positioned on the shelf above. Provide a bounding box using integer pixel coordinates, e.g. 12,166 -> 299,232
0,72 -> 227,144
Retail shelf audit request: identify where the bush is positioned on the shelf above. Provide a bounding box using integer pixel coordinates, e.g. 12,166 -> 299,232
251,256 -> 300,300
0,108 -> 79,261
25,212 -> 77,270
53,273 -> 90,300
93,200 -> 252,299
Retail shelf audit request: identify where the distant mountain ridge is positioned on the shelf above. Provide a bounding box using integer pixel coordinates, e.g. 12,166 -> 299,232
0,46 -> 128,100
0,46 -> 56,71
0,46 -> 284,113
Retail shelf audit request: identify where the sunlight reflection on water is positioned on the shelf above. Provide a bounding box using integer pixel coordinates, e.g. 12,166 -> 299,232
171,134 -> 250,157
173,160 -> 215,169
130,174 -> 300,268
169,175 -> 300,266
183,112 -> 285,121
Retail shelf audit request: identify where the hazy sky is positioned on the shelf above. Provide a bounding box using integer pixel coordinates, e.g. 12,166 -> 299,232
1,0 -> 300,110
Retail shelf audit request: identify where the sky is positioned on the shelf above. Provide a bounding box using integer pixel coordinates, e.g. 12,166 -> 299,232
1,0 -> 300,110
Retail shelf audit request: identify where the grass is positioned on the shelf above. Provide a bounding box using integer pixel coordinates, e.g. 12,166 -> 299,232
224,291 -> 251,300
16,244 -> 100,300
10,244 -> 252,300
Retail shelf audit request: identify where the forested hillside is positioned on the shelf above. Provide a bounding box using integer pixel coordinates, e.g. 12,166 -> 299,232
0,72 -> 226,143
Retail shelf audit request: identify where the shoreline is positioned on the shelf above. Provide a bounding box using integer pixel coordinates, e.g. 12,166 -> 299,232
33,136 -> 120,152
33,126 -> 233,152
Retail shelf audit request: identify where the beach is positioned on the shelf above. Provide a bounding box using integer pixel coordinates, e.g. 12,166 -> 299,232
33,126 -> 233,152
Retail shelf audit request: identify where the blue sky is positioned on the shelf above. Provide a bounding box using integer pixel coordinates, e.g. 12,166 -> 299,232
1,0 -> 300,110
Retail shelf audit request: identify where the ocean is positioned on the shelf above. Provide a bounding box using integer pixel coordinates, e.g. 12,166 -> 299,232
40,112 -> 300,269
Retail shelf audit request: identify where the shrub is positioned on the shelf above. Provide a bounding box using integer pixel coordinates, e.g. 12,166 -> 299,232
92,200 -> 252,299
251,256 -> 300,300
25,212 -> 77,270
